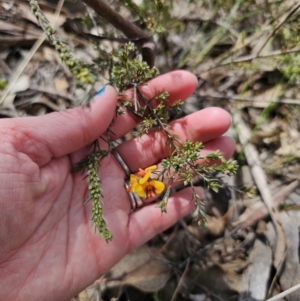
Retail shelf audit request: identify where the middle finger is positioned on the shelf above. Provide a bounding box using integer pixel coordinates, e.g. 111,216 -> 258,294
116,107 -> 233,172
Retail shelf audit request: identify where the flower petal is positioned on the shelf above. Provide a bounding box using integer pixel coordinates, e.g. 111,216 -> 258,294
137,168 -> 146,177
134,184 -> 146,198
151,180 -> 165,194
139,165 -> 158,184
127,174 -> 139,192
130,174 -> 138,183
139,173 -> 150,184
137,165 -> 157,177
145,165 -> 157,171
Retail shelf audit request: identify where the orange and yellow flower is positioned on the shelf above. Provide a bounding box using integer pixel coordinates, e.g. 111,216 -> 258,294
127,165 -> 165,199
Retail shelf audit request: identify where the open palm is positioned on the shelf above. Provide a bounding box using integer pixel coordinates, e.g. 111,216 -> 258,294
0,71 -> 234,301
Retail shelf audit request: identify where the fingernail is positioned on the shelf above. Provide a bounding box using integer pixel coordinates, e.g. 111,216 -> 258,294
94,86 -> 106,96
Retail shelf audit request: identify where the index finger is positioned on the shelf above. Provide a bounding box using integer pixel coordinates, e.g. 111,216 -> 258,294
109,70 -> 198,139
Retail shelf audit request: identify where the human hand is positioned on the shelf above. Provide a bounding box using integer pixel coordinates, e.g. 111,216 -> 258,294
0,71 -> 235,301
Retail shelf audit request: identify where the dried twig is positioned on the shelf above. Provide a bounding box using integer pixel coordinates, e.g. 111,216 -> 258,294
266,282 -> 300,301
196,2 -> 300,74
81,0 -> 156,67
199,92 -> 300,107
222,47 -> 300,66
199,47 -> 300,74
29,87 -> 76,104
233,111 -> 286,270
170,258 -> 190,301
256,2 -> 300,56
178,227 -> 240,270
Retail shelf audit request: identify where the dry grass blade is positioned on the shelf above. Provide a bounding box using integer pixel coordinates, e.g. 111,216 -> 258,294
0,36 -> 45,105
266,283 -> 300,301
170,258 -> 190,301
255,2 -> 300,56
0,0 -> 65,105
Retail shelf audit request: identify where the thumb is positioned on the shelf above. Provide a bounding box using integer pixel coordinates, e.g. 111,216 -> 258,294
7,86 -> 117,164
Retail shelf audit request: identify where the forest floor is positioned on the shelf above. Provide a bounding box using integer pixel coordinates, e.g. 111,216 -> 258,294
1,0 -> 300,300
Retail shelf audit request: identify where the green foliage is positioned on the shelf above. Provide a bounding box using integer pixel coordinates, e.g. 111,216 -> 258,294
153,291 -> 163,301
124,0 -> 170,33
74,144 -> 113,241
0,77 -> 7,90
239,185 -> 256,199
111,43 -> 158,92
280,54 -> 300,83
193,193 -> 208,227
157,186 -> 171,214
29,0 -> 97,89
160,139 -> 237,217
29,0 -> 239,238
